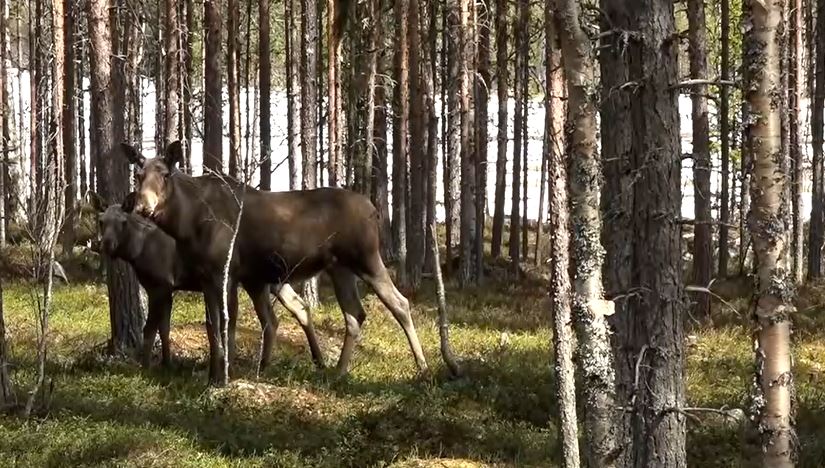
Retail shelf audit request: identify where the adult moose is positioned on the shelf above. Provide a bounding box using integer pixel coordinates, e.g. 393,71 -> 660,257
120,141 -> 428,386
90,192 -> 325,370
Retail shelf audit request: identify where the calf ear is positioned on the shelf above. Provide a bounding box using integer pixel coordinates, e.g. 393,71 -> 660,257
164,141 -> 183,169
121,192 -> 138,213
120,143 -> 146,167
86,191 -> 106,213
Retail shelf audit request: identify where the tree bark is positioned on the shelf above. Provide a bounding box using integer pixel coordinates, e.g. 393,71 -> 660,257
327,0 -> 343,186
546,4 -> 579,466
790,0 -> 803,283
600,0 -> 686,465
475,0 -> 490,278
286,0 -> 299,189
490,0 -> 507,259
687,0 -> 711,316
556,0 -> 619,465
458,0 -> 478,285
809,0 -> 824,278
443,0 -> 460,271
719,0 -> 731,278
508,0 -> 526,268
29,0 -> 41,228
0,0 -> 6,247
743,0 -> 796,464
227,0 -> 241,179
89,0 -> 145,353
392,0 -> 409,285
407,0 -> 426,289
77,11 -> 86,197
203,0 -> 223,173
182,0 -> 194,171
373,36 -> 392,260
164,0 -> 180,146
520,46 -> 529,262
259,0 -> 272,188
301,0 -> 320,307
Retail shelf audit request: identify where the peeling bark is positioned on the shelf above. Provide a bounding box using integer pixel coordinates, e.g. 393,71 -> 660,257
743,0 -> 797,465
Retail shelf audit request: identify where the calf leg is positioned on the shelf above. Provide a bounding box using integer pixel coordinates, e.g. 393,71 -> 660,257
360,256 -> 428,373
329,267 -> 367,376
273,283 -> 325,368
245,282 -> 277,371
141,291 -> 166,368
202,284 -> 228,386
158,295 -> 172,367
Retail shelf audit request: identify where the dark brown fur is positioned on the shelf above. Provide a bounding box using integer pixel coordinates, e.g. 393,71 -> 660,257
121,141 -> 427,385
90,191 -> 325,372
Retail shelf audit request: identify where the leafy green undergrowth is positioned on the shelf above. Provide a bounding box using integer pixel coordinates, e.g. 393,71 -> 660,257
2,278 -> 825,467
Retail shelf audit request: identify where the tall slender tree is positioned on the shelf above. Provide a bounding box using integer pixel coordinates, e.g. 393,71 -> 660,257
687,0 -> 711,316
227,0 -> 241,179
557,0 -> 618,463
89,0 -> 145,352
301,0 -> 320,306
443,0 -> 460,271
600,0 -> 686,465
810,0 -> 825,278
203,0 -> 222,172
328,0 -> 344,185
182,0 -> 194,171
790,0 -> 803,283
719,0 -> 731,278
743,0 -> 796,463
458,0 -> 478,285
406,0 -> 425,289
490,0 -> 507,259
285,0 -> 299,189
392,0 -> 409,284
475,0 -> 490,275
259,0 -> 272,188
508,0 -> 527,268
164,0 -> 180,145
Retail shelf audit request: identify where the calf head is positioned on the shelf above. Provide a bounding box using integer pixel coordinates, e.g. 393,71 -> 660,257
88,191 -> 130,256
120,141 -> 183,219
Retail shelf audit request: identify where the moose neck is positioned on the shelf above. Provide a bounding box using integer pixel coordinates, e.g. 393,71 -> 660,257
151,172 -> 199,244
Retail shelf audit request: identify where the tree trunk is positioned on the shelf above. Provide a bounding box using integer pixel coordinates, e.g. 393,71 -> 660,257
259,0 -> 272,188
60,0 -> 76,254
508,0 -> 526,268
809,0 -> 824,279
490,0 -> 507,259
164,0 -> 180,146
687,0 -> 711,316
406,0 -> 425,289
77,12 -> 86,197
203,0 -> 223,172
546,4 -> 579,466
392,0 -> 409,285
424,0 -> 438,274
89,0 -> 145,353
182,0 -> 194,171
301,0 -> 320,307
458,0 -> 477,285
285,0 -> 299,189
475,0 -> 490,277
443,0 -> 460,271
520,47 -> 529,262
317,0 -> 325,187
556,0 -> 619,464
719,0 -> 731,278
374,41 -> 392,260
0,0 -> 5,247
29,0 -> 40,228
327,0 -> 343,186
743,0 -> 796,464
790,0 -> 803,283
227,0 -> 240,179
600,0 -> 686,466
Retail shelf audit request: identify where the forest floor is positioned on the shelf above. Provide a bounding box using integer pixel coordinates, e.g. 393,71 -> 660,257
2,257 -> 825,467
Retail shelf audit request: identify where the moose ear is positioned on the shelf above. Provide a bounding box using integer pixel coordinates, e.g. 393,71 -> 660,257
164,141 -> 183,169
120,143 -> 146,167
121,192 -> 137,213
86,191 -> 106,214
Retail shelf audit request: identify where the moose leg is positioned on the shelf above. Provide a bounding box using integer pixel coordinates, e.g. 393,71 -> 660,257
158,294 -> 173,367
361,256 -> 428,373
329,268 -> 367,376
141,291 -> 165,368
274,283 -> 325,368
246,282 -> 278,371
202,284 -> 228,386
